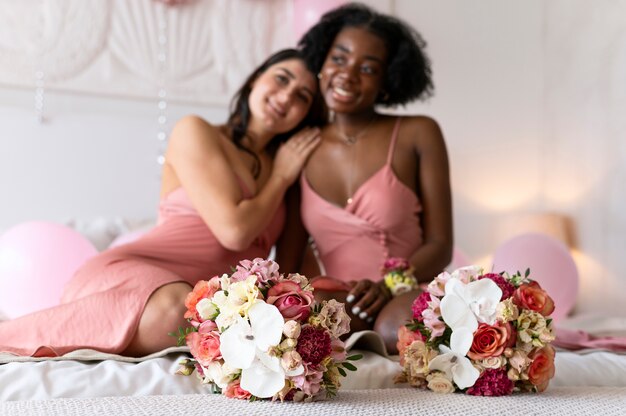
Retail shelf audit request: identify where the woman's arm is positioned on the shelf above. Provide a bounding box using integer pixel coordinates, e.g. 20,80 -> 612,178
167,115 -> 319,251
408,116 -> 453,282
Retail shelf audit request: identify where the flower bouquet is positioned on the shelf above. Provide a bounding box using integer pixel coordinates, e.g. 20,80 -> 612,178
172,258 -> 360,401
382,257 -> 418,297
396,266 -> 556,395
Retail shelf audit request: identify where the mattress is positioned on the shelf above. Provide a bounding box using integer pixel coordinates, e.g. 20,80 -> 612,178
2,330 -> 626,402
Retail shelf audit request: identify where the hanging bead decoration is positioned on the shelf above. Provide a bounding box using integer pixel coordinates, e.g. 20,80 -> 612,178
155,2 -> 169,171
34,70 -> 45,123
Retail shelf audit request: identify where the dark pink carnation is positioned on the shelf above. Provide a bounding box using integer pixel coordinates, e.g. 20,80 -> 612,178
479,273 -> 516,300
411,291 -> 432,321
296,326 -> 331,365
382,257 -> 410,273
466,369 -> 514,396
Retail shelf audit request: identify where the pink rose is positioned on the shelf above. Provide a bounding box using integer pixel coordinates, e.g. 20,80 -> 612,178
186,322 -> 221,367
468,322 -> 514,360
184,277 -> 221,321
513,281 -> 555,316
223,380 -> 251,400
267,281 -> 314,321
527,345 -> 556,392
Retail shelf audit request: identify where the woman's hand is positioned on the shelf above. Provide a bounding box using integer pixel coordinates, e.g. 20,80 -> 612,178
346,279 -> 391,323
272,127 -> 320,185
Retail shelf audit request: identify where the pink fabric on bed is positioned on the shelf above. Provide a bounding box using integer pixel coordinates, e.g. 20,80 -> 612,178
0,186 -> 284,357
554,327 -> 626,352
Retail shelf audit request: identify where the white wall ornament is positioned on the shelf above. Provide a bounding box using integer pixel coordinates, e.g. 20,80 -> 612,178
0,0 -> 293,106
0,0 -> 110,85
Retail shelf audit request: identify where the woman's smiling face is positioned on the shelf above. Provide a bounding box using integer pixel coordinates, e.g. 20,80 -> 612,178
248,58 -> 317,134
319,26 -> 388,114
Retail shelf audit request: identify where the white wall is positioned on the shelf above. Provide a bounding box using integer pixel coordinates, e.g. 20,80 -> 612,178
1,0 -> 624,314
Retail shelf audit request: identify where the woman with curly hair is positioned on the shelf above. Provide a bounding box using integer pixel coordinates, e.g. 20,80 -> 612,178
294,3 -> 453,353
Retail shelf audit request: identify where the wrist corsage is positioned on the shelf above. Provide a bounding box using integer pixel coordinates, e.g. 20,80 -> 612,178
382,257 -> 418,296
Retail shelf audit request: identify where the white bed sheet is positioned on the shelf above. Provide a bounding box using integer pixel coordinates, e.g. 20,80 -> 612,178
3,315 -> 626,402
2,349 -> 626,402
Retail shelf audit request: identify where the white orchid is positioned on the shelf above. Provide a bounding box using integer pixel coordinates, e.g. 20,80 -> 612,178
428,327 -> 480,389
219,301 -> 303,398
440,276 -> 502,333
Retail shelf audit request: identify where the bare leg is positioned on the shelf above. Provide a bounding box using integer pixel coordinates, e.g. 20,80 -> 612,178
122,282 -> 192,357
374,289 -> 421,355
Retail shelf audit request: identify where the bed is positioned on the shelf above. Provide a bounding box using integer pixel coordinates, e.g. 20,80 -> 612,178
2,222 -> 626,413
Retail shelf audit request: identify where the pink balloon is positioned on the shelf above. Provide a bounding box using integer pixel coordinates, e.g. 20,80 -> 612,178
0,221 -> 98,319
108,229 -> 147,249
491,233 -> 579,323
292,0 -> 345,42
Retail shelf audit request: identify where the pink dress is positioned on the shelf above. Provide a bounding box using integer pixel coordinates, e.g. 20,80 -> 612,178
301,118 -> 423,283
0,185 -> 284,357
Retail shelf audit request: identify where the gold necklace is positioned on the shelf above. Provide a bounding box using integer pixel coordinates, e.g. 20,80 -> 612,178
337,114 -> 378,205
335,113 -> 378,145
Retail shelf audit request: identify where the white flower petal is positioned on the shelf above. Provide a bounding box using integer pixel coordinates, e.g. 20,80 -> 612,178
285,363 -> 304,377
428,352 -> 455,380
440,293 -> 478,332
466,279 -> 502,324
240,360 -> 286,398
450,327 -> 474,356
249,302 -> 284,351
257,348 -> 281,373
220,317 -> 255,369
450,356 -> 480,389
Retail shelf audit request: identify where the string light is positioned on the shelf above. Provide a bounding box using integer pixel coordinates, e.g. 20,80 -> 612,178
156,3 -> 169,170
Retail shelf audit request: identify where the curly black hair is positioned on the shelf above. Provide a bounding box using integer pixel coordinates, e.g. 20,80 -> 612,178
227,48 -> 327,177
297,3 -> 433,106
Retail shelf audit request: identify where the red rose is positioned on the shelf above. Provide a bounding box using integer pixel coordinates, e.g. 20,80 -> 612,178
266,281 -> 314,321
468,322 -> 514,360
527,345 -> 556,392
513,281 -> 555,316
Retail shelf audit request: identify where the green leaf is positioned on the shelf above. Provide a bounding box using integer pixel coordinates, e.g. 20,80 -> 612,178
342,362 -> 357,371
337,366 -> 347,377
525,268 -> 530,278
346,353 -> 363,361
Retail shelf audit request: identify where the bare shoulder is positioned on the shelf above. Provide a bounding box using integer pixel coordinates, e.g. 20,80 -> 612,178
397,115 -> 446,153
168,115 -> 227,160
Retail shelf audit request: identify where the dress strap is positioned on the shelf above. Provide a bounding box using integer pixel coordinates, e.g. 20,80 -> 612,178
386,117 -> 402,165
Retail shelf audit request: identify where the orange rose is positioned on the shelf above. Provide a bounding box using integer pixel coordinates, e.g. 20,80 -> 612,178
223,380 -> 252,400
468,322 -> 514,360
527,345 -> 556,392
184,277 -> 221,321
512,281 -> 555,316
397,325 -> 424,365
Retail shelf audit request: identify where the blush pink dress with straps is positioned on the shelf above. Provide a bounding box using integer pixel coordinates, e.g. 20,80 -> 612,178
300,117 -> 423,283
0,185 -> 284,357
